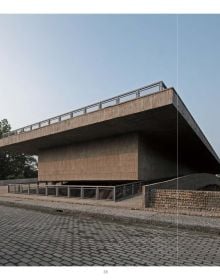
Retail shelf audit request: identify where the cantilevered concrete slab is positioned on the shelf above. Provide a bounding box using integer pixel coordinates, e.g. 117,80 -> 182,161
0,82 -> 219,182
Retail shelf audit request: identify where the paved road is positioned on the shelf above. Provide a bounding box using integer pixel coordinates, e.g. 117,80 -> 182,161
0,205 -> 220,266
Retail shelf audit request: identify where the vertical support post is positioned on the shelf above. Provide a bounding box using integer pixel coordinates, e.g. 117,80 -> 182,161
36,182 -> 39,195
21,185 -> 23,193
123,186 -> 126,197
56,186 -> 59,197
45,186 -> 48,196
27,184 -> 30,195
67,186 -> 70,198
81,187 -> 84,199
96,187 -> 99,200
8,185 -> 10,193
18,184 -> 21,193
142,185 -> 146,208
136,90 -> 140,98
113,186 -> 116,202
132,184 -> 134,195
142,185 -> 150,208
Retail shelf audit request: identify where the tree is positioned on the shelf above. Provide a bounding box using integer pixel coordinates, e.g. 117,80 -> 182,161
0,119 -> 38,180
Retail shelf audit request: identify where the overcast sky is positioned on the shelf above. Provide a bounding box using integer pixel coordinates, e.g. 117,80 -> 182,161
0,15 -> 219,156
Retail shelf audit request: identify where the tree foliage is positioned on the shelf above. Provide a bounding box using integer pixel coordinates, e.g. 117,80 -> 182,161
0,119 -> 38,180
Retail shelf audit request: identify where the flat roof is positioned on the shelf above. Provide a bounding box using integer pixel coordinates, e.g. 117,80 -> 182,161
0,82 -> 219,172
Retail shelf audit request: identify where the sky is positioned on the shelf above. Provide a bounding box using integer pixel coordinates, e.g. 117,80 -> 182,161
0,15 -> 219,156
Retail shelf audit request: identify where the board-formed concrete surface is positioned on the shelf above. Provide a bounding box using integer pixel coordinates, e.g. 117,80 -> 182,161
0,84 -> 219,182
1,205 -> 220,266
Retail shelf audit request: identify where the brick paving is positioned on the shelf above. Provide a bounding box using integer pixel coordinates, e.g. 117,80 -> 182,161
0,205 -> 220,266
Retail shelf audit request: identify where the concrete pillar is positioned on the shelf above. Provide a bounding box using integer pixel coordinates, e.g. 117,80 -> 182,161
112,187 -> 116,201
27,184 -> 30,195
81,187 -> 84,199
56,186 -> 59,197
96,187 -> 99,200
67,186 -> 70,198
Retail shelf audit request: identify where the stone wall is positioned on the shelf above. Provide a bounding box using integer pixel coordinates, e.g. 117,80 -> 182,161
145,189 -> 220,211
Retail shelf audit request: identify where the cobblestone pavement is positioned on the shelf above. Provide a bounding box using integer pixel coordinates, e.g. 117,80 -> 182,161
0,205 -> 220,266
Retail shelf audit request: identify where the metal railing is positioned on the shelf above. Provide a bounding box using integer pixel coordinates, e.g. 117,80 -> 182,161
2,81 -> 167,138
115,181 -> 144,201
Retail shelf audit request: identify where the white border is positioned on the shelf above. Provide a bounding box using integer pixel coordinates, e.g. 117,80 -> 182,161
0,0 -> 220,14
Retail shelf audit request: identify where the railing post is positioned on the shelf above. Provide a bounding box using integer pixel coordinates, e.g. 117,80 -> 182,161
113,186 -> 116,201
132,184 -> 134,195
123,186 -> 126,197
8,185 -> 10,193
116,97 -> 120,105
45,186 -> 48,196
98,102 -> 102,109
143,185 -> 151,208
36,183 -> 39,195
136,90 -> 140,98
27,184 -> 30,195
81,187 -> 84,199
96,187 -> 99,200
56,186 -> 59,197
67,186 -> 70,198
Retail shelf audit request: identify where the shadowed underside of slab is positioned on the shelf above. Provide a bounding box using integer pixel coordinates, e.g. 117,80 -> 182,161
0,87 -> 219,182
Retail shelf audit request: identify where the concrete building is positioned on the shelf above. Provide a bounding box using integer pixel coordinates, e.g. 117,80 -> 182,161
0,81 -> 219,185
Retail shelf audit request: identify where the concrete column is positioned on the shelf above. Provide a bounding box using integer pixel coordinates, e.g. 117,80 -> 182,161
67,186 -> 70,198
81,187 -> 84,199
27,184 -> 30,195
96,187 -> 99,200
112,187 -> 116,201
56,186 -> 59,197
45,186 -> 48,196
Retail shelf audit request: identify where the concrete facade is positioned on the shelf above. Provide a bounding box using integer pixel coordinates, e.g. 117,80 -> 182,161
38,133 -> 139,182
0,83 -> 219,183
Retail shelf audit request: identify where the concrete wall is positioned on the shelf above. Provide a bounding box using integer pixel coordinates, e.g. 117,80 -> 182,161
138,135 -> 194,182
38,133 -> 139,182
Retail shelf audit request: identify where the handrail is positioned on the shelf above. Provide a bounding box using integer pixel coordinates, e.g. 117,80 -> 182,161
2,81 -> 167,138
